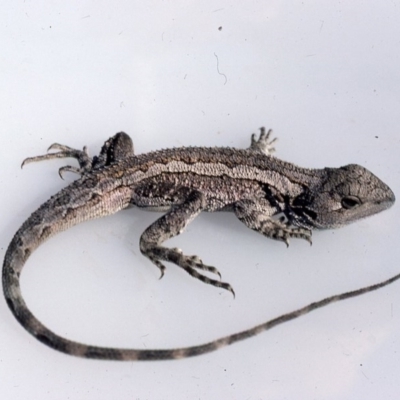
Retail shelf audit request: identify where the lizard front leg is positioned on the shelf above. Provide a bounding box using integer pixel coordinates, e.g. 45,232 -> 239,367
139,190 -> 235,296
234,199 -> 312,246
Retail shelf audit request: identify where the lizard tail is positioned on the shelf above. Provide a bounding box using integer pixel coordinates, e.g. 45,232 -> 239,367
4,188 -> 400,360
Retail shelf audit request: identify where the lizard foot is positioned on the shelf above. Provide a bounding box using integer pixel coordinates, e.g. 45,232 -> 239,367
143,245 -> 235,296
250,127 -> 277,155
22,143 -> 92,178
270,222 -> 313,247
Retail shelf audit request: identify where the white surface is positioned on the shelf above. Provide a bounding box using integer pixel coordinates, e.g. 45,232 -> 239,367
1,1 -> 399,399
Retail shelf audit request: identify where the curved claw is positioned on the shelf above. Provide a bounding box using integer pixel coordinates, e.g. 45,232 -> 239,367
148,257 -> 166,280
219,280 -> 235,298
299,230 -> 313,246
158,264 -> 166,279
21,155 -> 46,168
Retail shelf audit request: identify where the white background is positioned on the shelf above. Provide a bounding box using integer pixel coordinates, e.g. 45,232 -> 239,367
1,1 -> 399,399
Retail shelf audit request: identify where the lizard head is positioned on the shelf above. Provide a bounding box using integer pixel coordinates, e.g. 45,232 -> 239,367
307,164 -> 395,229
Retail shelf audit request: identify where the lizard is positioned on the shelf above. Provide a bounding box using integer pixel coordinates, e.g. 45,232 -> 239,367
2,128 -> 396,361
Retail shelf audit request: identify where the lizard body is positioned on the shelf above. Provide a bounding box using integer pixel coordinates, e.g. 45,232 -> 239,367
3,128 -> 396,360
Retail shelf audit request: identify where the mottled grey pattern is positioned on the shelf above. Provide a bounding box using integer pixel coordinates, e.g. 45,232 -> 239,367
2,128 -> 396,360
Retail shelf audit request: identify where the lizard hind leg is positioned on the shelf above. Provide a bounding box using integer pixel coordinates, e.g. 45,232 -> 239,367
21,143 -> 93,178
139,191 -> 235,296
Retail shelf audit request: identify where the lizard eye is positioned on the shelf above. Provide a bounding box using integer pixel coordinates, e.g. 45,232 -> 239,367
341,196 -> 361,209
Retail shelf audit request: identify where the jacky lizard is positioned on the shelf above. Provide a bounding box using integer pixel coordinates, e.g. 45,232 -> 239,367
3,128 -> 396,360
